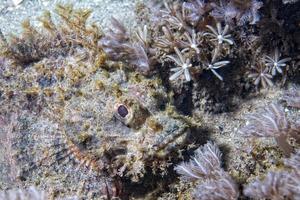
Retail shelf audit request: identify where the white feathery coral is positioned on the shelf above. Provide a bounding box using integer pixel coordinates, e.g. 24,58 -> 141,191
264,48 -> 291,76
283,86 -> 300,109
238,103 -> 300,155
238,103 -> 289,138
174,141 -> 222,180
181,30 -> 200,54
204,23 -> 234,45
248,64 -> 274,88
193,174 -> 239,200
284,150 -> 300,172
244,151 -> 300,199
243,171 -> 292,199
167,47 -> 193,82
0,186 -> 47,200
175,142 -> 239,200
205,60 -> 230,81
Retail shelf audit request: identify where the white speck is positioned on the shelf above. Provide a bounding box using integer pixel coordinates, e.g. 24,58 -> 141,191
11,0 -> 23,7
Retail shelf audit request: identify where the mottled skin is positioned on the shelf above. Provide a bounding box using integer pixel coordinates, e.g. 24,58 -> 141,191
1,39 -> 191,200
63,66 -> 191,181
0,4 -> 196,199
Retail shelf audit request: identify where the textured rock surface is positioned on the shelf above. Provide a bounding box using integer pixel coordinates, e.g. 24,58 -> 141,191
0,0 -> 299,199
0,0 -> 141,36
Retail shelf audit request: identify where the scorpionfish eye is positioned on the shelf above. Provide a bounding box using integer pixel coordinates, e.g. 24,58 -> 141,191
117,105 -> 129,118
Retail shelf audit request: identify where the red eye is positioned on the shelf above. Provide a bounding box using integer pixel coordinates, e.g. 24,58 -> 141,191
117,105 -> 128,118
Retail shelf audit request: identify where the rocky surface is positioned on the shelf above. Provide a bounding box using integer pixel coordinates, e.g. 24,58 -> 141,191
0,0 -> 299,199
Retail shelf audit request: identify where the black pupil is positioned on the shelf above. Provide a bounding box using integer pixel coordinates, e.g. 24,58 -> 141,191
118,105 -> 128,118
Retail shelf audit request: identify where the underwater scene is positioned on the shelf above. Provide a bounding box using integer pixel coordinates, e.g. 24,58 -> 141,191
0,0 -> 299,199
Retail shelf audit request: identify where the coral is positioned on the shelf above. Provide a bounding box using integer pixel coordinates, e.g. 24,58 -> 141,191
161,1 -> 190,31
175,142 -> 239,199
210,1 -> 238,25
0,0 -> 299,199
244,171 -> 292,199
211,0 -> 263,25
167,47 -> 193,82
175,142 -> 222,180
0,186 -> 47,200
0,5 -> 102,65
136,0 -> 294,94
180,30 -> 201,54
152,1 -> 236,84
233,0 -> 263,25
283,0 -> 299,3
99,17 -> 130,60
248,63 -> 274,88
193,175 -> 239,200
239,103 -> 300,155
183,0 -> 208,26
204,59 -> 230,81
247,47 -> 292,89
0,186 -> 81,200
264,48 -> 292,76
284,150 -> 300,172
244,150 -> 300,199
99,18 -> 151,75
283,85 -> 300,108
203,23 -> 234,45
154,26 -> 179,53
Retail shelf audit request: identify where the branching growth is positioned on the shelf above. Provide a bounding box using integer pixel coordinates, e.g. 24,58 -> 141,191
239,103 -> 300,155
